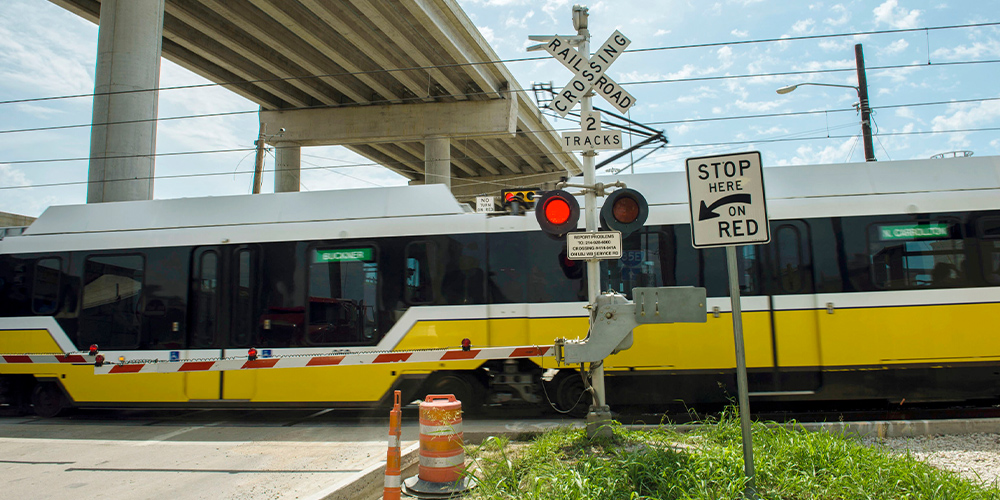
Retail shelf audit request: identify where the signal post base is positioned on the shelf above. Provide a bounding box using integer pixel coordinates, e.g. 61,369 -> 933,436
586,405 -> 614,439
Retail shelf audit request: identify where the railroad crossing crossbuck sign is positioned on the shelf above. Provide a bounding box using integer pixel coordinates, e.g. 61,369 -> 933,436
685,151 -> 770,248
542,31 -> 636,117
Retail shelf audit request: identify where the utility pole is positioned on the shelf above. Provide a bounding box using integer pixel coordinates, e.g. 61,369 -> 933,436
855,44 -> 876,162
252,120 -> 265,194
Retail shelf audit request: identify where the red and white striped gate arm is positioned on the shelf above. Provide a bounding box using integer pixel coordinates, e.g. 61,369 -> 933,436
93,345 -> 554,375
0,353 -> 93,365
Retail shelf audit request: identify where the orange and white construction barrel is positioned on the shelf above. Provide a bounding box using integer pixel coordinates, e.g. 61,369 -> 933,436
383,390 -> 402,500
402,394 -> 476,498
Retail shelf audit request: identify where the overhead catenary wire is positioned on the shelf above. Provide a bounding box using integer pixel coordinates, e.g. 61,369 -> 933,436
5,124 -> 1000,192
3,91 -> 997,167
1,57 -> 997,139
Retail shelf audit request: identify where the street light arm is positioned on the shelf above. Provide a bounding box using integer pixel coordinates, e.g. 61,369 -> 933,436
776,82 -> 860,95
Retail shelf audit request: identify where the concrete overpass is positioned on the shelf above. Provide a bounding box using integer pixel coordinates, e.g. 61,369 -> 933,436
53,0 -> 581,202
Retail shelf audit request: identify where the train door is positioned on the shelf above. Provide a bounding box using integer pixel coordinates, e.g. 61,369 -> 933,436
486,232 -> 529,346
186,246 -> 225,400
766,221 -> 823,396
221,246 -> 259,400
187,245 -> 261,401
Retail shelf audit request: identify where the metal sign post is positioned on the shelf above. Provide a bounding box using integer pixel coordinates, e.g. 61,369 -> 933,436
685,151 -> 769,498
529,5 -> 636,438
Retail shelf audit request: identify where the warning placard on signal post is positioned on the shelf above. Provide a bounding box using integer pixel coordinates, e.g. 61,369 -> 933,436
685,151 -> 769,248
567,231 -> 623,260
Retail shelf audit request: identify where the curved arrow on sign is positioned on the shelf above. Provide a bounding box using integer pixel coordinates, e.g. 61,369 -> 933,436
698,194 -> 752,221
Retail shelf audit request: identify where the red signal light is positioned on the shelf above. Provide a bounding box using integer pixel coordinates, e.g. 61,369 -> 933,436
601,188 -> 648,237
94,354 -> 105,367
544,197 -> 571,225
89,344 -> 99,356
461,338 -> 471,352
612,196 -> 640,224
535,190 -> 580,237
248,348 -> 258,361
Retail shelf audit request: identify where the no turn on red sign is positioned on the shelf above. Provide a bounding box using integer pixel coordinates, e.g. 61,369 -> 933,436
685,151 -> 770,248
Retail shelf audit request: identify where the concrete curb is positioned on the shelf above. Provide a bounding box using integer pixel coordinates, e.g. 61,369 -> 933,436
305,442 -> 420,500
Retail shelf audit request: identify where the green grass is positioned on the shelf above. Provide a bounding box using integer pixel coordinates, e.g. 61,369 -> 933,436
464,410 -> 1000,500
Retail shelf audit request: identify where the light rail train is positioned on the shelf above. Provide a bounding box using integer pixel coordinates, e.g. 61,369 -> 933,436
2,156 -> 999,417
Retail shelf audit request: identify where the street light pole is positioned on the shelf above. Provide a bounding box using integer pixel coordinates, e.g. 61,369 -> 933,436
855,44 -> 876,162
776,44 -> 876,162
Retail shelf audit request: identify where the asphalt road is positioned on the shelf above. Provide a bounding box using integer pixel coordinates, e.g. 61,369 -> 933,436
0,409 -> 418,500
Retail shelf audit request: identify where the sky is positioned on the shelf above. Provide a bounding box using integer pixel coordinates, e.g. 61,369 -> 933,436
1,0 -> 998,218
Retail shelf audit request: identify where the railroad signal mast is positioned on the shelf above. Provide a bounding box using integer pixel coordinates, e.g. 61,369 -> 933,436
529,5 -> 647,437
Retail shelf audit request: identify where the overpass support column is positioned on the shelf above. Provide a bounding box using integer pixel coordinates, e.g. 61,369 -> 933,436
274,142 -> 302,192
424,137 -> 451,189
87,0 -> 165,203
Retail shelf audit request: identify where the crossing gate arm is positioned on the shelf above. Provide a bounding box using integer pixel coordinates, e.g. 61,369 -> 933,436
0,353 -> 97,365
92,345 -> 555,375
87,288 -> 706,375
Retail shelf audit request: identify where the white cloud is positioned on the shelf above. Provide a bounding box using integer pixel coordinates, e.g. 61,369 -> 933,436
931,100 -> 1000,132
873,0 -> 921,29
895,107 -> 916,120
930,39 -> 1000,61
505,10 -> 535,29
654,29 -> 671,37
824,5 -> 850,26
778,138 -> 861,165
0,164 -> 31,188
791,18 -> 816,35
881,38 -> 910,55
541,0 -> 572,23
732,100 -> 783,112
478,25 -> 496,45
731,29 -> 748,38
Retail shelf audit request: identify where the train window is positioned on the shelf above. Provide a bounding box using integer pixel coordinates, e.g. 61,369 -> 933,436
32,258 -> 61,315
604,230 -> 670,298
526,231 -> 585,303
405,241 -> 435,305
979,217 -> 1000,285
488,232 -> 526,303
79,254 -> 144,349
602,226 -> 760,298
308,247 -> 378,345
190,251 -> 219,348
231,248 -> 256,347
771,222 -> 813,294
869,220 -> 965,289
700,246 -> 760,296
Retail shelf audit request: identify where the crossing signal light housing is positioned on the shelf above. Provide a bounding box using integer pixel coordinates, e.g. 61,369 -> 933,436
501,189 -> 539,209
535,190 -> 580,237
601,188 -> 649,238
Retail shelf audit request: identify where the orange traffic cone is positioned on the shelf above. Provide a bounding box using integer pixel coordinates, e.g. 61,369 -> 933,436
402,394 -> 475,498
383,390 -> 402,500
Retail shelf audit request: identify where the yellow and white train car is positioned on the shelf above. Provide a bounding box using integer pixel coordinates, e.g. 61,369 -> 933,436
2,155 -> 999,417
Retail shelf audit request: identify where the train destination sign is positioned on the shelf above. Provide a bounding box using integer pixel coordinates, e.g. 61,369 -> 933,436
314,248 -> 374,263
540,30 -> 636,116
566,231 -> 623,260
877,223 -> 951,240
685,151 -> 770,248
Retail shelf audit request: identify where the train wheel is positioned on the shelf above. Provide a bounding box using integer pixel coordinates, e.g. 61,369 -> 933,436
424,373 -> 484,415
31,383 -> 66,418
552,371 -> 591,418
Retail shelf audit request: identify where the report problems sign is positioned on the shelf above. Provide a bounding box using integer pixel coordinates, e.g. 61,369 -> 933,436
685,152 -> 770,248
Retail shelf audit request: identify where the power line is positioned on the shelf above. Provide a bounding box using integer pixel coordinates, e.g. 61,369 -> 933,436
2,81 -> 997,146
1,21 -> 997,107
4,92 -> 998,166
5,125 -> 999,191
